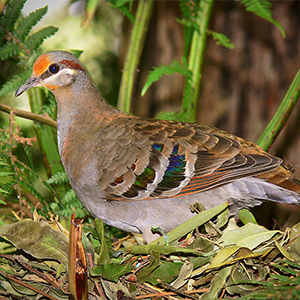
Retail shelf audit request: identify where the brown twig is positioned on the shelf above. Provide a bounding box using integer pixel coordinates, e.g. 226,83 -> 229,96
0,254 -> 62,290
0,269 -> 60,300
0,103 -> 57,128
135,289 -> 209,299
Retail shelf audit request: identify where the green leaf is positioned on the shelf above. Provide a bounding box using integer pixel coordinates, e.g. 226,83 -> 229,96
207,29 -> 235,49
61,189 -> 77,203
218,223 -> 279,250
90,263 -> 132,282
70,49 -> 84,58
0,0 -> 27,34
0,71 -> 30,96
0,219 -> 69,267
238,209 -> 257,225
136,250 -> 160,283
108,0 -> 135,22
16,6 -> 48,42
0,42 -> 20,60
210,246 -> 241,268
95,219 -> 111,265
0,190 -> 8,196
141,59 -> 191,96
274,241 -> 296,262
18,177 -> 45,202
126,244 -> 202,256
199,266 -> 232,299
150,202 -> 228,246
238,0 -> 285,38
24,26 -> 59,50
47,171 -> 69,185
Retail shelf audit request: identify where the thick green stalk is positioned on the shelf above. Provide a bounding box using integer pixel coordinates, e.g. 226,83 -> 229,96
256,68 -> 300,151
182,0 -> 214,122
117,0 -> 154,112
27,88 -> 69,198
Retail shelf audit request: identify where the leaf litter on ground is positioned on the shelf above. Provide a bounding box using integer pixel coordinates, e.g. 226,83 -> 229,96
0,202 -> 300,299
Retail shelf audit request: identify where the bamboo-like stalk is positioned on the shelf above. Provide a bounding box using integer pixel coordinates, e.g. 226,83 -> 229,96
256,68 -> 300,151
182,0 -> 214,122
27,88 -> 69,197
117,0 -> 154,113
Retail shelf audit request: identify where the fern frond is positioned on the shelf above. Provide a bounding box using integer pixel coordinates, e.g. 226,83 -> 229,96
0,71 -> 30,96
0,0 -> 27,35
47,172 -> 69,185
15,6 -> 48,42
18,178 -> 44,202
238,0 -> 285,38
141,59 -> 191,96
207,30 -> 235,49
24,26 -> 59,50
178,0 -> 199,57
0,42 -> 20,60
61,189 -> 77,204
108,0 -> 135,22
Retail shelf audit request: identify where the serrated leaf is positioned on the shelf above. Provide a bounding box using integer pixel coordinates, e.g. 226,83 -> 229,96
18,178 -> 45,202
0,71 -> 30,96
238,0 -> 285,38
24,26 -> 59,50
141,59 -> 191,96
207,29 -> 235,49
0,42 -> 20,60
108,0 -> 135,23
61,189 -> 77,203
0,0 -> 27,33
47,171 -> 69,185
0,189 -> 9,196
16,6 -> 48,42
0,219 -> 69,266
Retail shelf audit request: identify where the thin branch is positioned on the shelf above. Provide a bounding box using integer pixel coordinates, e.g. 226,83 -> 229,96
0,269 -> 60,300
0,103 -> 57,128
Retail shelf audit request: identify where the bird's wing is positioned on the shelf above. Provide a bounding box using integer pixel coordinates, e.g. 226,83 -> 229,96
98,117 -> 281,200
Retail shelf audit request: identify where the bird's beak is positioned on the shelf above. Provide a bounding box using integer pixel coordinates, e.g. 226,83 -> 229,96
15,76 -> 40,97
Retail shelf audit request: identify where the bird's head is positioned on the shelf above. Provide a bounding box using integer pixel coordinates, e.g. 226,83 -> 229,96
16,51 -> 85,97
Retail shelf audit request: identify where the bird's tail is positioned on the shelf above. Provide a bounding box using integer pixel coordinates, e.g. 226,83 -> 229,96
257,165 -> 300,195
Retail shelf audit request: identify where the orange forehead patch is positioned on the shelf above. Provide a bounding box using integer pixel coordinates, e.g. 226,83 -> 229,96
32,54 -> 51,76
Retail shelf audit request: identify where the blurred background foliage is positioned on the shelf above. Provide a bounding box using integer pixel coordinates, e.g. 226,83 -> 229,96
0,0 -> 300,228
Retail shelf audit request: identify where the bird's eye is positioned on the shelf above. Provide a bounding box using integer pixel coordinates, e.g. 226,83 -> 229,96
49,63 -> 59,74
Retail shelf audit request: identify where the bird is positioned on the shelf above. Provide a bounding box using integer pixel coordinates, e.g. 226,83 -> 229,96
16,51 -> 300,242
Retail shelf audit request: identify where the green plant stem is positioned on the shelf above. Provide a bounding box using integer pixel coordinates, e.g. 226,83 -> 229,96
182,0 -> 214,122
117,0 -> 154,113
256,68 -> 300,151
27,88 -> 69,198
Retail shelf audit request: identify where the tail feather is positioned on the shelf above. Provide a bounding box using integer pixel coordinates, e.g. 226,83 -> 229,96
257,165 -> 300,194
